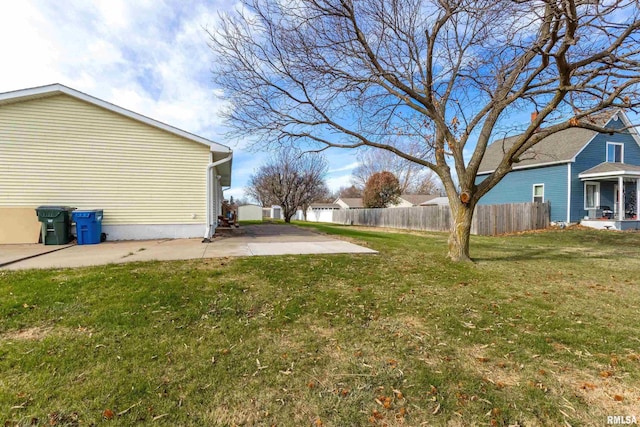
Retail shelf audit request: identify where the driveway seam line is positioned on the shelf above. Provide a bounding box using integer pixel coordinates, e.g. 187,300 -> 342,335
0,244 -> 76,268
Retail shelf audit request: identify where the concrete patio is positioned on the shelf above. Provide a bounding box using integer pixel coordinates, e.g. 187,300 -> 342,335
0,224 -> 376,270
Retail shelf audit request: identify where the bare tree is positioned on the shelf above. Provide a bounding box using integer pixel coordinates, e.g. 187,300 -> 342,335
336,185 -> 363,199
352,143 -> 440,194
210,0 -> 640,261
363,171 -> 401,208
233,196 -> 250,206
413,171 -> 443,196
246,149 -> 329,223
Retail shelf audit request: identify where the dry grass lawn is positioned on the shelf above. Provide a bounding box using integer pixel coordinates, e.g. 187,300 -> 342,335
1,223 -> 639,426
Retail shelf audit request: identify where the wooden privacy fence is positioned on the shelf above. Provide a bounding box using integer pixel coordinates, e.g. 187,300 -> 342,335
471,201 -> 550,235
332,202 -> 550,236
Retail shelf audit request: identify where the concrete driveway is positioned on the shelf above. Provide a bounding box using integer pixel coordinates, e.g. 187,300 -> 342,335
0,224 -> 376,270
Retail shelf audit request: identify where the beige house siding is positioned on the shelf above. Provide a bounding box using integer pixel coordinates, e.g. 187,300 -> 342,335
0,94 -> 210,225
390,198 -> 413,208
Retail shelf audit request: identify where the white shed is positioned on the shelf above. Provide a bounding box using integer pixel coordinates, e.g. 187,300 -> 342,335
306,204 -> 340,223
238,204 -> 263,221
271,206 -> 282,220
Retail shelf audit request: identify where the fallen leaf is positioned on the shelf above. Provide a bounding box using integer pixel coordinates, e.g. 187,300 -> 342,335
371,409 -> 384,420
383,397 -> 392,409
614,395 -> 624,401
103,409 -> 114,420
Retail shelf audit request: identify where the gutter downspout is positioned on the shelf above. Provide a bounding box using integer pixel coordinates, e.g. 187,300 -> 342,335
203,152 -> 233,242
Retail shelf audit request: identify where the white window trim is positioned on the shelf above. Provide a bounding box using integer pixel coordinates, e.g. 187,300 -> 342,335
533,183 -> 544,203
584,181 -> 600,209
606,142 -> 624,163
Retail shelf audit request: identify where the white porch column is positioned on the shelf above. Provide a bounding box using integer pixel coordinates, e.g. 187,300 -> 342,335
618,176 -> 624,220
636,179 -> 640,219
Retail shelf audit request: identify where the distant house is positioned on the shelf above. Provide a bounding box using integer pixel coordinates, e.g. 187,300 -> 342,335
335,197 -> 364,209
396,194 -> 439,207
476,110 -> 640,230
420,196 -> 449,206
0,84 -> 232,243
335,194 -> 438,209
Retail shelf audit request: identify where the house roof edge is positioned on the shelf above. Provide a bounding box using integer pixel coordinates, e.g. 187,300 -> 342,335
0,83 -> 232,154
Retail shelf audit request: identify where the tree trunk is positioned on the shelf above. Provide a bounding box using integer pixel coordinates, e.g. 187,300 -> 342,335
448,201 -> 474,262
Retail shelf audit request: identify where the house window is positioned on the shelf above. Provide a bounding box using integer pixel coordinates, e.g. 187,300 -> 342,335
606,142 -> 623,163
533,184 -> 544,203
584,182 -> 600,209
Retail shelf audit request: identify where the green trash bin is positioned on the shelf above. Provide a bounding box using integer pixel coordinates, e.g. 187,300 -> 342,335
35,206 -> 76,245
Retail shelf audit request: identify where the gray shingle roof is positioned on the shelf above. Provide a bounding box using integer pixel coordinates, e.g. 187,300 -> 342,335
579,162 -> 640,177
336,195 -> 438,208
420,196 -> 449,206
399,194 -> 439,205
477,128 -> 597,173
477,111 -> 619,174
337,198 -> 364,208
309,203 -> 341,209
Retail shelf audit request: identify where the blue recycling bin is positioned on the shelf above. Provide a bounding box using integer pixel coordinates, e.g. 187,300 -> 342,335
72,210 -> 103,245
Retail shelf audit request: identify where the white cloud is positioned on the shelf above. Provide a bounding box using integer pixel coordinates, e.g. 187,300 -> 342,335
0,0 -> 231,138
326,173 -> 354,192
224,187 -> 249,202
93,0 -> 131,29
0,0 -> 362,196
0,2 -> 64,88
329,161 -> 360,174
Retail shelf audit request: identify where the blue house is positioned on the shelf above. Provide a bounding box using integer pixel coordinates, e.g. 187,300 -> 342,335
476,110 -> 640,230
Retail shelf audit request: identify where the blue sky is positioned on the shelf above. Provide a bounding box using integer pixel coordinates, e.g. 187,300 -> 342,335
2,1 -> 637,202
0,0 -> 359,201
